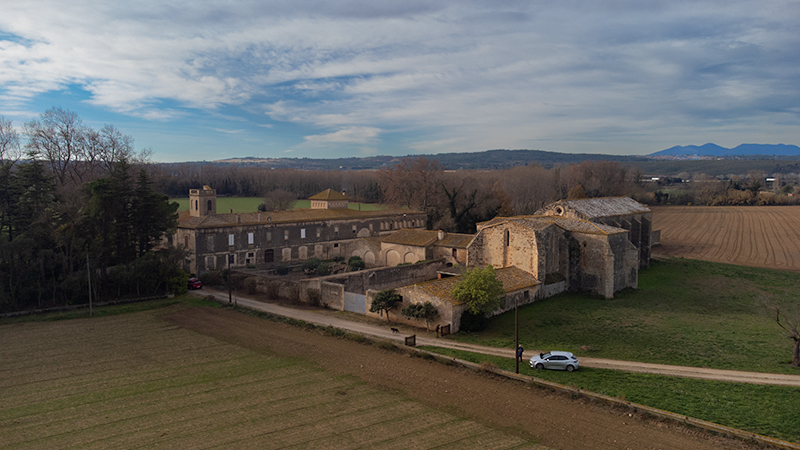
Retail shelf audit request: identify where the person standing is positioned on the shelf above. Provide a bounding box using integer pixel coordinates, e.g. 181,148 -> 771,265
517,345 -> 524,363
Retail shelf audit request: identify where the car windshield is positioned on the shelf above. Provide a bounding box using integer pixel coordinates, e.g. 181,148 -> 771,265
540,353 -> 551,359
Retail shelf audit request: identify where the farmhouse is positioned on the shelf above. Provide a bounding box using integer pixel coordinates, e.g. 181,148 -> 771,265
175,186 -> 427,274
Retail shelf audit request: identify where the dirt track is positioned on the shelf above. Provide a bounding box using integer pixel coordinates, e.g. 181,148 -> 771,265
202,288 -> 800,387
651,205 -> 800,272
165,305 -> 764,450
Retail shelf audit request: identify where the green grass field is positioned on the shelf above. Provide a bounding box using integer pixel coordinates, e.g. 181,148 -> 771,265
172,197 -> 387,213
450,258 -> 800,374
0,304 -> 535,450
420,346 -> 800,443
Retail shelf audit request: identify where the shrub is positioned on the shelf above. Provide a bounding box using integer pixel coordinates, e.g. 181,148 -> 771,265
275,264 -> 289,275
302,258 -> 321,272
348,256 -> 365,271
332,256 -> 345,262
288,285 -> 301,303
265,281 -> 281,299
199,271 -> 224,287
317,263 -> 330,276
243,277 -> 259,295
459,310 -> 490,332
306,288 -> 321,306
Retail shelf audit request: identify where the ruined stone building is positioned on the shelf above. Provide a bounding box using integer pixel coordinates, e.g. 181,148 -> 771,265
174,186 -> 426,274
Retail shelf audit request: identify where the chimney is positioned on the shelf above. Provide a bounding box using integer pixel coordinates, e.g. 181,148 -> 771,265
258,212 -> 262,222
237,214 -> 241,224
438,230 -> 444,240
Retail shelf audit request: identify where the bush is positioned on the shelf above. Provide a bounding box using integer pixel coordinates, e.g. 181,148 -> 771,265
348,256 -> 365,271
332,256 -> 345,262
317,263 -> 330,276
275,264 -> 289,275
302,258 -> 321,272
306,288 -> 321,306
243,277 -> 259,295
459,310 -> 490,332
265,281 -> 280,299
288,285 -> 301,303
199,271 -> 224,287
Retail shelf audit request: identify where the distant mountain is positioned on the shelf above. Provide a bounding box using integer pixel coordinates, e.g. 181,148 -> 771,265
216,149 -> 647,170
651,143 -> 800,157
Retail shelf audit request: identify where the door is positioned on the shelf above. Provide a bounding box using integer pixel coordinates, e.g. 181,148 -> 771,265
343,292 -> 366,314
264,249 -> 274,263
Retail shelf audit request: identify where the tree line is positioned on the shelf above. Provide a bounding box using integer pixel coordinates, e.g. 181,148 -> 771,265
0,110 -> 182,313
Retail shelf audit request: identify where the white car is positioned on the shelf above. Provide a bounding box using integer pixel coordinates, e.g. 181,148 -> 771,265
529,351 -> 579,372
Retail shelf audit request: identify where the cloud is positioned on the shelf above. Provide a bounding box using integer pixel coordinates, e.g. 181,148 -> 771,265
303,127 -> 382,145
0,0 -> 798,157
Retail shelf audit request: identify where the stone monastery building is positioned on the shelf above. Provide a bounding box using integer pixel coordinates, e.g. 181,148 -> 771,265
175,186 -> 426,274
174,187 -> 653,332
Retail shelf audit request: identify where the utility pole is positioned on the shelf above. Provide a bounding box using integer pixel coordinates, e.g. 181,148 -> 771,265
228,254 -> 232,304
514,295 -> 519,373
87,253 -> 92,317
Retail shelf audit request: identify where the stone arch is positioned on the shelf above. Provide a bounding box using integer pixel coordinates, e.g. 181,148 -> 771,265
404,252 -> 416,263
298,246 -> 308,260
351,249 -> 363,258
364,251 -> 375,265
357,228 -> 371,237
386,250 -> 402,266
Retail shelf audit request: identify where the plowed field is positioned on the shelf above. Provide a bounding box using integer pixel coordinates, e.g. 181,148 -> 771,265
651,206 -> 800,272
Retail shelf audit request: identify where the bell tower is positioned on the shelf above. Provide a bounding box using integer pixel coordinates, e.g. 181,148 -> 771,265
189,185 -> 217,217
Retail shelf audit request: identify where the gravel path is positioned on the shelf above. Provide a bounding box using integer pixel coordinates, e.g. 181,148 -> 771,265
197,288 -> 800,387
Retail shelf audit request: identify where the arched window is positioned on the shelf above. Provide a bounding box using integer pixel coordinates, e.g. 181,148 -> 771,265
504,229 -> 510,246
207,200 -> 212,212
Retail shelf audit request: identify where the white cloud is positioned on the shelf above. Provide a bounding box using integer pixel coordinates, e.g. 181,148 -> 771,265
0,0 -> 798,156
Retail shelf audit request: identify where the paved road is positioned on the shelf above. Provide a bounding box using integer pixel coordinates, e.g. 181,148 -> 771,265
196,288 -> 800,387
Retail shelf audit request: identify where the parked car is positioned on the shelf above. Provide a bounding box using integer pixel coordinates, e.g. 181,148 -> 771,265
188,277 -> 203,290
529,351 -> 579,372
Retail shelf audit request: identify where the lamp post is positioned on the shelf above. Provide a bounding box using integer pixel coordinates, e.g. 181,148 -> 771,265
515,295 -> 519,374
228,253 -> 233,304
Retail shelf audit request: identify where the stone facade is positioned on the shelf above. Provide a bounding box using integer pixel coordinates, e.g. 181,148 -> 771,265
175,188 -> 427,274
467,214 -> 639,298
535,197 -> 652,268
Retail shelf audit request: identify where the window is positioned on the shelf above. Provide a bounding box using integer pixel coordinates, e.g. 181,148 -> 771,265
184,236 -> 189,248
228,234 -> 234,246
284,230 -> 289,240
523,290 -> 529,300
301,228 -> 306,239
266,231 -> 272,241
248,232 -> 254,244
207,200 -> 212,211
352,225 -> 357,234
247,252 -> 254,258
334,226 -> 339,236
316,228 -> 321,238
333,243 -> 339,248
207,235 -> 214,251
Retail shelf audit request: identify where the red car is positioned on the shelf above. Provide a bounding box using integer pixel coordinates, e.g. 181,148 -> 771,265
188,277 -> 203,290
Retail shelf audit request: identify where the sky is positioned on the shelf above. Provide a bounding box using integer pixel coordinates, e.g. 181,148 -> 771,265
1,1 -> 798,162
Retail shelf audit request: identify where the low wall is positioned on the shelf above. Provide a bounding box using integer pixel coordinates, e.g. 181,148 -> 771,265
540,281 -> 566,299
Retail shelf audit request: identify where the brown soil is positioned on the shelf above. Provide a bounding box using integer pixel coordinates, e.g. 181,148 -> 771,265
164,306 -> 762,450
651,205 -> 800,272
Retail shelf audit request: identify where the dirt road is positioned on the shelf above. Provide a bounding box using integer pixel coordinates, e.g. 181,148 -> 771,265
166,305 -> 762,450
199,288 -> 800,387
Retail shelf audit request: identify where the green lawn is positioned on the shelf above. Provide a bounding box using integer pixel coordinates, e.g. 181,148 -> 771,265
172,197 -> 387,213
450,258 -> 800,374
420,346 -> 800,444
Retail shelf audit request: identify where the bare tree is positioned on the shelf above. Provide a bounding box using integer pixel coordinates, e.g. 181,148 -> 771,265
773,306 -> 800,367
25,107 -> 88,186
0,116 -> 23,165
261,189 -> 296,211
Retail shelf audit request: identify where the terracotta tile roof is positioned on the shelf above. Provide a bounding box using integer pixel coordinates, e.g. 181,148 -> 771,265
415,266 -> 540,305
178,208 -> 424,229
433,232 -> 475,249
538,197 -> 650,219
380,229 -> 475,248
309,189 -> 349,201
381,229 -> 439,247
477,215 -> 627,235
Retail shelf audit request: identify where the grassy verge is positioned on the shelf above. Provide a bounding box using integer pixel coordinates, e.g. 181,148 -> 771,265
450,258 -> 800,374
421,345 -> 800,444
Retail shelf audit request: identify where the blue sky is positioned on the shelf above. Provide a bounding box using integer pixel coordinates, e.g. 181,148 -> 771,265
1,1 -> 798,162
